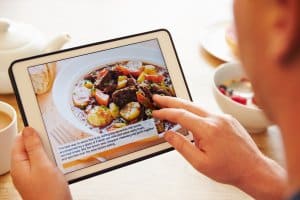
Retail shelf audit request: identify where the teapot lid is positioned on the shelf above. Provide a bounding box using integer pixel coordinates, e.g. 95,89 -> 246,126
0,18 -> 41,51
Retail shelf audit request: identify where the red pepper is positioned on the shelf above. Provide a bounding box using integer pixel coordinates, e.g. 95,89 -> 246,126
115,65 -> 130,75
144,74 -> 165,83
129,69 -> 142,77
97,68 -> 108,78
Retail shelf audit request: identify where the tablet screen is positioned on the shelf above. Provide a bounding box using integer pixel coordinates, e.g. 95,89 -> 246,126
27,39 -> 185,174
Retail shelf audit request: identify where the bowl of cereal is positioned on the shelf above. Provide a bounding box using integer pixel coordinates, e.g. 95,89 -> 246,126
212,62 -> 272,133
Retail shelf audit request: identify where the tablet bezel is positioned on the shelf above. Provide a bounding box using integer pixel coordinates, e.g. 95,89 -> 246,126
9,29 -> 193,183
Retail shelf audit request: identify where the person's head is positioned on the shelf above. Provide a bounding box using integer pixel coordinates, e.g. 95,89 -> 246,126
233,0 -> 300,123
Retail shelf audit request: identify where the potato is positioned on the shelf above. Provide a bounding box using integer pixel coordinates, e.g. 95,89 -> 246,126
143,65 -> 157,75
117,76 -> 128,89
72,86 -> 91,109
109,102 -> 120,119
84,80 -> 93,89
120,102 -> 141,121
95,89 -> 109,106
137,72 -> 146,83
112,122 -> 127,129
87,106 -> 113,127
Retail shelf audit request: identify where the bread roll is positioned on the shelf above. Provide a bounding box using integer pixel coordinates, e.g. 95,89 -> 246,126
29,63 -> 56,94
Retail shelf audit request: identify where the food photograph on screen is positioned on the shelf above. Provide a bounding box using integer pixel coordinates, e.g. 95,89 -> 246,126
27,39 -> 186,174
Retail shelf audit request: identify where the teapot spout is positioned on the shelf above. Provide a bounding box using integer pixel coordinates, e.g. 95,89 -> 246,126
44,33 -> 71,53
0,18 -> 10,32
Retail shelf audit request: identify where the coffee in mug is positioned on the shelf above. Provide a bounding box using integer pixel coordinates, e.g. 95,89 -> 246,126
0,101 -> 17,175
0,111 -> 12,130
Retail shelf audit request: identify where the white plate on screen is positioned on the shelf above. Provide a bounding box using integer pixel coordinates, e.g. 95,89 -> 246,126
201,21 -> 238,62
52,45 -> 181,137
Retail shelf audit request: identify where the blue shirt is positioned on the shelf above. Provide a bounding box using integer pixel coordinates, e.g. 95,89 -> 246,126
291,192 -> 300,200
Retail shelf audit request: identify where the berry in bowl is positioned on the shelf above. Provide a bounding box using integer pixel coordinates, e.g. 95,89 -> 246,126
212,63 -> 272,133
217,77 -> 258,108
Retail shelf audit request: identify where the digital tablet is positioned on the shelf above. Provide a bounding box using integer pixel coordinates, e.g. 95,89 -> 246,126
9,29 -> 192,183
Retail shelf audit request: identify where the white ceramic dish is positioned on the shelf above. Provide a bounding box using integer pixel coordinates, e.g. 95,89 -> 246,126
212,62 -> 272,133
201,21 -> 238,63
52,45 -> 180,136
0,18 -> 70,94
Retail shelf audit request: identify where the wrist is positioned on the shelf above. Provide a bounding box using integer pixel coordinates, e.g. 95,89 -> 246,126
235,154 -> 288,200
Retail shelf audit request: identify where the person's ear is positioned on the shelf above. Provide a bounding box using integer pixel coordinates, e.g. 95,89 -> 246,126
271,0 -> 300,64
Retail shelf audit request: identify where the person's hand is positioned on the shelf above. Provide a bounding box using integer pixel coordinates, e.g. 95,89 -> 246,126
152,95 -> 287,200
11,127 -> 72,200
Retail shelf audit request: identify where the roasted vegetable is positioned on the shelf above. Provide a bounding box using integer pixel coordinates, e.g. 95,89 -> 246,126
72,86 -> 91,109
109,102 -> 120,119
115,65 -> 130,75
91,87 -> 96,97
143,65 -> 157,75
95,89 -> 109,106
97,68 -> 108,78
137,72 -> 146,83
129,69 -> 142,77
113,122 -> 127,128
84,80 -> 93,89
87,106 -> 113,127
145,74 -> 164,83
120,102 -> 141,121
117,75 -> 128,89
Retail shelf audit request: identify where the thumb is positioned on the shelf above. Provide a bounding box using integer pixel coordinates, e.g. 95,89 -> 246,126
164,130 -> 206,171
22,127 -> 51,167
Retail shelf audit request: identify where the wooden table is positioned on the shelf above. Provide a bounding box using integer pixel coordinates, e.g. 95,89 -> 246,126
0,0 -> 285,199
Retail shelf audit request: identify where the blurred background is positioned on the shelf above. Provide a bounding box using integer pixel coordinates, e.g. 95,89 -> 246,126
2,1 -> 285,200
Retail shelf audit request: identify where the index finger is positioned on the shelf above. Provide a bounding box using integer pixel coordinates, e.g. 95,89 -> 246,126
153,108 -> 208,138
153,95 -> 209,117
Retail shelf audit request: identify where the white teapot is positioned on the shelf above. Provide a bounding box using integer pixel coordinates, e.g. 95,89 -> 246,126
0,18 -> 70,94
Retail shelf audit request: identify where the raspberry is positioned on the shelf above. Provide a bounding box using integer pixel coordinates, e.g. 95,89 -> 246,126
231,95 -> 247,105
218,87 -> 226,95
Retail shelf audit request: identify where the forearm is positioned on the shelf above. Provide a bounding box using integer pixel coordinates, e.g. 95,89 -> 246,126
236,155 -> 288,200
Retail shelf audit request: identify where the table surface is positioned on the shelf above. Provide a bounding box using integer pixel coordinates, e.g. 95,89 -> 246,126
0,0 -> 285,199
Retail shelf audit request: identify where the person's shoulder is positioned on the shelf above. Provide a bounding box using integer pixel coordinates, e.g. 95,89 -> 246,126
290,191 -> 300,200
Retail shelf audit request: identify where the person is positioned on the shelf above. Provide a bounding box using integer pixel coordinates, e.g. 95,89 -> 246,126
10,0 -> 300,199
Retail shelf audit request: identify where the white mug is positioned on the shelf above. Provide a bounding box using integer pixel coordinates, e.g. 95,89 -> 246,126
0,101 -> 17,175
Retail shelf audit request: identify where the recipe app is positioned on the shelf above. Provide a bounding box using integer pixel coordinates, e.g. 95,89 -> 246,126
27,39 -> 185,174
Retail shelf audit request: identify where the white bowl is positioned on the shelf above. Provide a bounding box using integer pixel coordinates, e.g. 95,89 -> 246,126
212,63 -> 272,133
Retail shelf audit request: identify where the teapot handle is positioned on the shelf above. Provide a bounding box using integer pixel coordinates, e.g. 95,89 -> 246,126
0,19 -> 10,32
